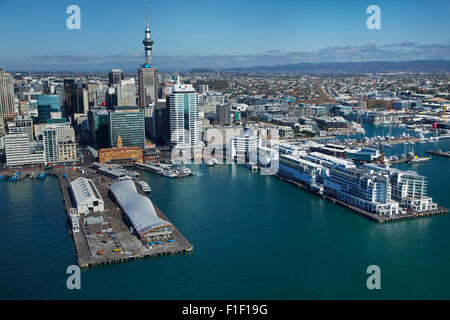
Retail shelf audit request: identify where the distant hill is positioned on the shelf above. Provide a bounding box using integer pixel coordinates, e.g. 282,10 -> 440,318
223,60 -> 450,74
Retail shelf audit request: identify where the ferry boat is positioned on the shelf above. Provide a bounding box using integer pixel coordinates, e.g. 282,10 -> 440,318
408,155 -> 431,164
178,167 -> 193,176
37,172 -> 47,180
161,170 -> 177,178
137,180 -> 151,193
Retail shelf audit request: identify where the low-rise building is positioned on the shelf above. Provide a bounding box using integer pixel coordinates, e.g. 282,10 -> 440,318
58,141 -> 78,163
99,147 -> 144,164
70,177 -> 104,215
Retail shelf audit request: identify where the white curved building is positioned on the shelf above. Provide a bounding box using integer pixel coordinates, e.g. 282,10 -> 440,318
109,180 -> 173,239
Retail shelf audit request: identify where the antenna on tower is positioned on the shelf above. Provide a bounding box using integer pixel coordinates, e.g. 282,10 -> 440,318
146,0 -> 149,27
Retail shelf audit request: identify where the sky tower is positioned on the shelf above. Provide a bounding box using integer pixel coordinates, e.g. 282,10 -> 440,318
138,1 -> 158,108
143,1 -> 154,66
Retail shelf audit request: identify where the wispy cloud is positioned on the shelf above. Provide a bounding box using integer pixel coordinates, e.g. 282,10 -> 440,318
3,42 -> 450,71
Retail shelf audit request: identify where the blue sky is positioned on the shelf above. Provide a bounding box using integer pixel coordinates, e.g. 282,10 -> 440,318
0,0 -> 449,71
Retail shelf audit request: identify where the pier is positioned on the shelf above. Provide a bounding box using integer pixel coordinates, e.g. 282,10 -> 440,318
426,150 -> 450,158
276,175 -> 449,223
134,162 -> 194,178
50,167 -> 193,268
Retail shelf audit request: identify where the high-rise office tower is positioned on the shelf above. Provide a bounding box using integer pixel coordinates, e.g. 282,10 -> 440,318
169,80 -> 200,149
37,95 -> 60,123
138,4 -> 158,108
63,79 -> 75,117
153,99 -> 169,141
117,78 -> 137,106
216,104 -> 231,126
64,81 -> 88,118
108,69 -> 124,87
88,108 -> 110,150
108,106 -> 145,149
0,69 -> 15,119
72,86 -> 89,115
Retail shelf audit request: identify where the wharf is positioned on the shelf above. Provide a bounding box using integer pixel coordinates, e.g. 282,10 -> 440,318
134,162 -> 165,174
276,175 -> 448,223
52,168 -> 193,269
426,150 -> 450,158
134,162 -> 193,178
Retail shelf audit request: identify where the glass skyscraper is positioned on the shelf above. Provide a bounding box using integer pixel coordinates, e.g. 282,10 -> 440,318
88,108 -> 110,150
108,106 -> 145,149
37,95 -> 60,123
169,83 -> 200,148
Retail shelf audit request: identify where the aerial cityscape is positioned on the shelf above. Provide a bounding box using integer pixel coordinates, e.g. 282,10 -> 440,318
1,0 -> 450,305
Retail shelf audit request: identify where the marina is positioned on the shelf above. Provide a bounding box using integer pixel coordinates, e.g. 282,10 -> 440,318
134,162 -> 194,178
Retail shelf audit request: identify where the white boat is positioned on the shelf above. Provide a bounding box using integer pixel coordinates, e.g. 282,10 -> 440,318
205,159 -> 215,166
408,156 -> 431,164
245,162 -> 258,171
137,181 -> 151,193
179,167 -> 193,175
161,170 -> 177,178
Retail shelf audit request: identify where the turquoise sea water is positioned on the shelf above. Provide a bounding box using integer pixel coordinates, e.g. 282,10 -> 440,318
1,126 -> 450,299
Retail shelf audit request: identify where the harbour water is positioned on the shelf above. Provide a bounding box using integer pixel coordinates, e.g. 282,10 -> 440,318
1,127 -> 450,299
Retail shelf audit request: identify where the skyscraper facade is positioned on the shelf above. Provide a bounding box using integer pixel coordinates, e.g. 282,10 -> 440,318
88,108 -> 110,150
108,106 -> 145,149
0,69 -> 15,119
108,69 -> 124,87
216,104 -> 231,126
117,78 -> 137,106
138,67 -> 158,108
169,83 -> 200,149
43,127 -> 59,164
37,95 -> 60,123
